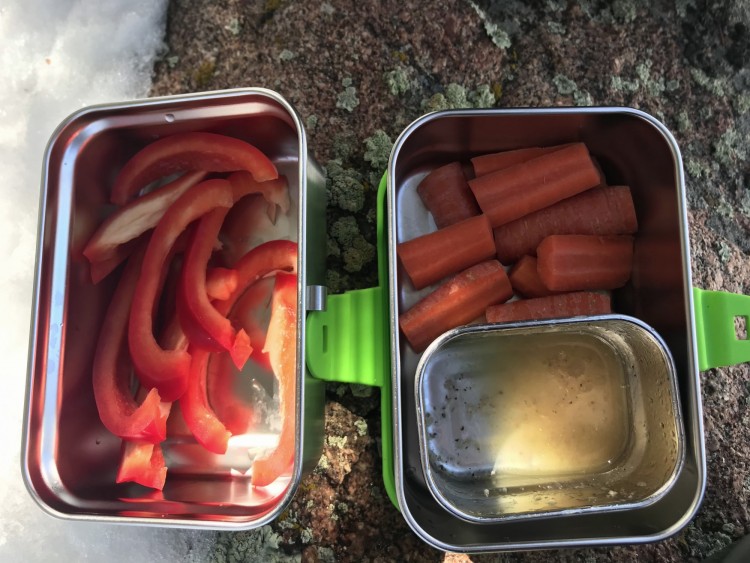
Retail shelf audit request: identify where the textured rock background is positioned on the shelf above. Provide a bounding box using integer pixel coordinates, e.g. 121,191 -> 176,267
151,0 -> 750,560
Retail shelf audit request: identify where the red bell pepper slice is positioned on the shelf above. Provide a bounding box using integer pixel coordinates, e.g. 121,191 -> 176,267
111,132 -> 278,205
206,267 -> 238,301
177,207 -> 252,368
180,240 -> 297,455
231,276 -> 275,372
89,238 -> 139,284
92,245 -> 166,443
180,348 -> 233,454
206,352 -> 255,435
129,178 -> 233,402
84,171 -> 207,270
227,172 -> 290,212
116,441 -> 167,490
251,271 -> 298,487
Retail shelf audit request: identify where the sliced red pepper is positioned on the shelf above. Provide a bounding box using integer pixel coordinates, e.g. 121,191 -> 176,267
84,171 -> 207,269
252,271 -> 298,487
219,240 -> 298,309
129,179 -> 233,402
92,245 -> 166,443
111,132 -> 278,205
206,352 -> 255,435
116,441 -> 167,490
231,276 -> 275,372
180,241 -> 298,455
206,267 -> 238,301
227,172 -> 290,211
180,348 -> 233,454
177,207 -> 252,368
89,238 -> 140,284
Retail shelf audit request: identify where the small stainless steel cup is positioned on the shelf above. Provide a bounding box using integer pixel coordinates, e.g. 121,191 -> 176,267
415,315 -> 684,524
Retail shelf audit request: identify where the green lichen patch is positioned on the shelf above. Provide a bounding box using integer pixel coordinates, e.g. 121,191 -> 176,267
715,126 -> 749,167
336,77 -> 359,112
330,216 -> 375,273
224,17 -> 240,36
326,435 -> 348,449
354,419 -> 368,436
279,49 -> 295,61
384,65 -> 412,96
553,74 -> 593,106
469,1 -> 512,49
690,68 -> 727,97
325,159 -> 365,212
421,83 -> 497,111
363,130 -> 393,172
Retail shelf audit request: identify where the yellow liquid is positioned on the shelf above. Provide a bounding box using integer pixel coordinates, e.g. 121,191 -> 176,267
425,331 -> 631,485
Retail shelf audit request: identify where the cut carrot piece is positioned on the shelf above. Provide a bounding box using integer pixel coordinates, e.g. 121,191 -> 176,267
399,260 -> 512,352
508,255 -> 555,298
486,292 -> 611,323
416,162 -> 480,228
468,143 -> 602,227
397,214 -> 496,290
493,186 -> 637,264
471,145 -> 569,177
537,235 -> 634,292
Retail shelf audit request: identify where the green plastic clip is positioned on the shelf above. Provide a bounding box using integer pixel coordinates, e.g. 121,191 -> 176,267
306,174 -> 398,509
693,287 -> 750,371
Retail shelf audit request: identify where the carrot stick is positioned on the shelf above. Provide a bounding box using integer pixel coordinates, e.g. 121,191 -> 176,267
416,162 -> 480,228
537,235 -> 634,292
468,142 -> 602,227
508,255 -> 555,298
493,186 -> 638,264
399,260 -> 512,352
486,292 -> 611,323
397,214 -> 496,290
471,145 -> 569,177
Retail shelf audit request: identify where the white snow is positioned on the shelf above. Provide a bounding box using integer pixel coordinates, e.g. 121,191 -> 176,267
0,1 -> 216,560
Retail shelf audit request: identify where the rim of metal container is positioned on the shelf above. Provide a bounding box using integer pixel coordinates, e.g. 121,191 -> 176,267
414,314 -> 686,525
21,87 -> 311,529
387,107 -> 706,552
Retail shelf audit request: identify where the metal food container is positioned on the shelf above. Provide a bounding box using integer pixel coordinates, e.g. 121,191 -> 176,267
22,88 -> 328,529
415,316 -> 684,524
386,108 -> 712,552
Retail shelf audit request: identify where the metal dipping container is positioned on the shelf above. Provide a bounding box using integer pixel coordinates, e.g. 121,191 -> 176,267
415,315 -> 684,524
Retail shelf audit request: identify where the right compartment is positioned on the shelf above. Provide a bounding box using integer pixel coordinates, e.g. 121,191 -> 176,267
388,108 -> 705,552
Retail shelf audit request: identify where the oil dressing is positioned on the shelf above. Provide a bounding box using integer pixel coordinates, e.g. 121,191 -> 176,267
423,331 -> 631,487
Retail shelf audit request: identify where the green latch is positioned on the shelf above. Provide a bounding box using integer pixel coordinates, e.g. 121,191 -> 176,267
305,174 -> 398,509
693,287 -> 750,371
306,287 -> 385,387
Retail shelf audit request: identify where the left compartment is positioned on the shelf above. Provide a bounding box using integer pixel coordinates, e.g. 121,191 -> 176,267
22,88 -> 327,529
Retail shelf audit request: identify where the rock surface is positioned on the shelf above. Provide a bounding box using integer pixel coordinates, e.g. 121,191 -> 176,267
151,0 -> 750,560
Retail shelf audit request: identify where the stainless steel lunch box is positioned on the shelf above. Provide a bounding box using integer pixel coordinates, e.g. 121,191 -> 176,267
22,88 -> 328,529
415,316 -> 684,524
386,108 -> 709,552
